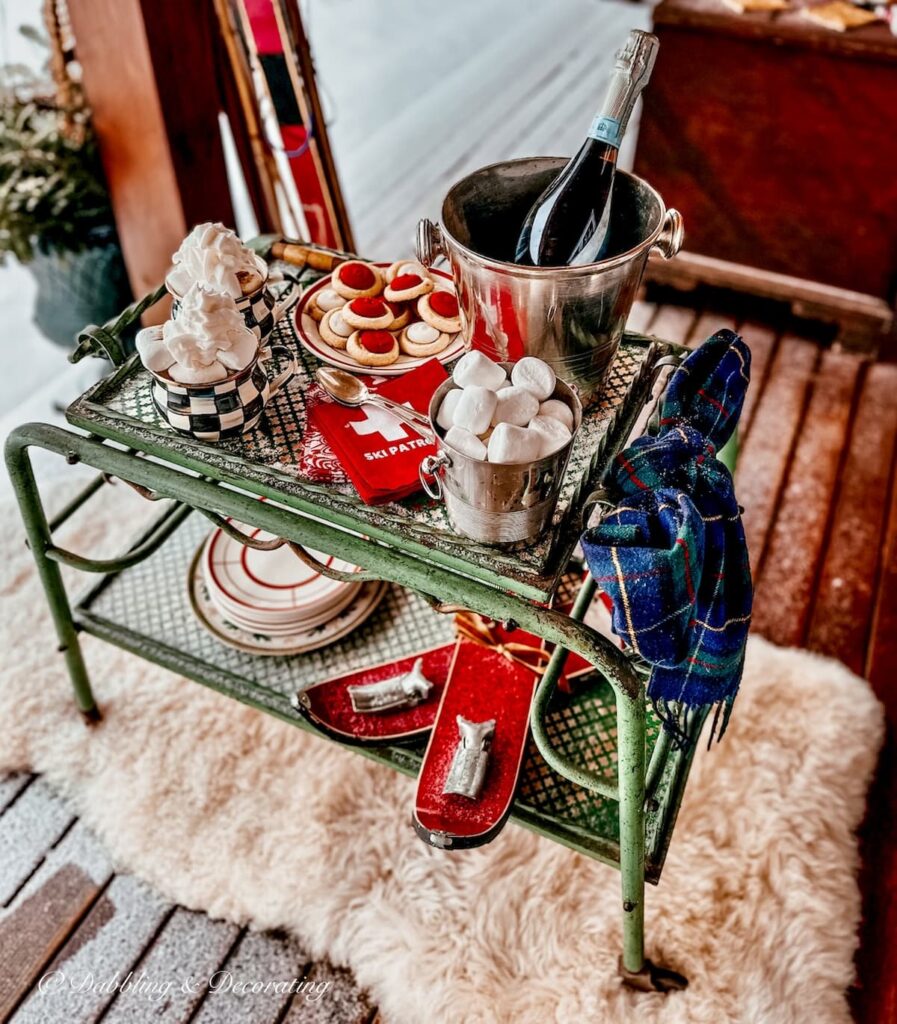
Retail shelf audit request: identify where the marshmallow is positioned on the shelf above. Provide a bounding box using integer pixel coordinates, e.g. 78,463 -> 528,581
218,332 -> 259,371
453,385 -> 498,435
538,398 -> 574,432
452,350 -> 507,391
436,388 -> 463,431
491,385 -> 539,427
487,422 -> 544,465
511,357 -> 556,401
136,326 -> 175,372
167,360 -> 228,385
529,414 -> 572,457
445,425 -> 487,461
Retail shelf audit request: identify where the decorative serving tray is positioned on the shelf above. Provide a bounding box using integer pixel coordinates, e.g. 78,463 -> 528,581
66,262 -> 670,603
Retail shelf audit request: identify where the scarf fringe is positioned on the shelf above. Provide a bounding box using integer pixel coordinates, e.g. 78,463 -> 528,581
650,695 -> 736,751
651,697 -> 692,750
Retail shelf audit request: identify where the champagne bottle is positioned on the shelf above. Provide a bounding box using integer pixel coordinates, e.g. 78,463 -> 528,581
514,30 -> 659,267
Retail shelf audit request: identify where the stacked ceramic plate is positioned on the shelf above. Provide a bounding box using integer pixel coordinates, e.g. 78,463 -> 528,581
190,521 -> 387,655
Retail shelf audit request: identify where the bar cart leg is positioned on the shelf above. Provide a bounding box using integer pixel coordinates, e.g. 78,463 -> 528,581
616,685 -> 687,993
617,684 -> 647,978
5,431 -> 101,724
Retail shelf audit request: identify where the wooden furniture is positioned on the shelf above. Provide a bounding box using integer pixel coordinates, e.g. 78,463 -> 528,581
635,0 -> 897,348
66,0 -> 236,306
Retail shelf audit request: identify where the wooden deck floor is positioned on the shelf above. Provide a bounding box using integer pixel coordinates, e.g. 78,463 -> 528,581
2,294 -> 896,1023
644,298 -> 897,1024
0,772 -> 375,1023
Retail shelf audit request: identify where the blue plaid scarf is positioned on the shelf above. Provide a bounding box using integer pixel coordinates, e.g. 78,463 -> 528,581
581,329 -> 752,745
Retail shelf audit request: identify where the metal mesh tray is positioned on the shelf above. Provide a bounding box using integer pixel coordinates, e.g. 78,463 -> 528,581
66,267 -> 667,602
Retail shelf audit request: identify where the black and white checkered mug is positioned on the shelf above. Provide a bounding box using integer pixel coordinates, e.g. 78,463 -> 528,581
166,268 -> 298,344
148,343 -> 296,442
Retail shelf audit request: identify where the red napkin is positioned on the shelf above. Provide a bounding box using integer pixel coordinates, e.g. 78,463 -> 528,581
309,358 -> 448,505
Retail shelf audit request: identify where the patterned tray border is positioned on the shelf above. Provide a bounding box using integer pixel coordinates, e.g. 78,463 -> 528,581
66,264 -> 672,601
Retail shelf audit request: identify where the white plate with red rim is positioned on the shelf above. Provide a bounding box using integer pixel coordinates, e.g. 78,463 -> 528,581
188,540 -> 389,656
202,525 -> 361,626
205,582 -> 362,634
292,262 -> 465,376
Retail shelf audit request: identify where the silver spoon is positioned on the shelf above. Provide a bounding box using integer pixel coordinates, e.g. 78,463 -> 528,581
315,366 -> 434,439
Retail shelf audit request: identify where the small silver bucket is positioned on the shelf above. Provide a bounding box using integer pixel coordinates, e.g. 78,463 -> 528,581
417,158 -> 683,402
419,365 -> 583,544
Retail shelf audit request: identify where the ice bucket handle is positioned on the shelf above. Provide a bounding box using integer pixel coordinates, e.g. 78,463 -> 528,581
419,450 -> 451,499
416,218 -> 448,268
652,208 -> 684,260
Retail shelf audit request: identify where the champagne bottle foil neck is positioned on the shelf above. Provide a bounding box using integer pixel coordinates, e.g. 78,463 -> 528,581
614,29 -> 659,88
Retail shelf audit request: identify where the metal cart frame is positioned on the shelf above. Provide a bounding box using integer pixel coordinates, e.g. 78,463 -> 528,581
5,253 -> 712,993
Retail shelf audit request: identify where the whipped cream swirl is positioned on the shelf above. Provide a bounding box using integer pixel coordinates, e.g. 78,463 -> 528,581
167,222 -> 266,300
137,284 -> 260,384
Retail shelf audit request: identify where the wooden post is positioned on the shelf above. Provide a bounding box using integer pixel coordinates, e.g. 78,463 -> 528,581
66,0 -> 236,309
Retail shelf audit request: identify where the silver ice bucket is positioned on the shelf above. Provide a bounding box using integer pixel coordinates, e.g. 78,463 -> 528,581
417,158 -> 683,402
419,365 -> 583,545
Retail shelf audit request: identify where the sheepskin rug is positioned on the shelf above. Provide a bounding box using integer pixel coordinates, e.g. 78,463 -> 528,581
0,484 -> 884,1024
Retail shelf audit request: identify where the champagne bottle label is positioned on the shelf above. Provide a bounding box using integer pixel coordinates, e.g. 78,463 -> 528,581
588,115 -> 623,149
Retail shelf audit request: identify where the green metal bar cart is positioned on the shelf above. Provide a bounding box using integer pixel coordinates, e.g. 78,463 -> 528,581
5,247 -> 713,993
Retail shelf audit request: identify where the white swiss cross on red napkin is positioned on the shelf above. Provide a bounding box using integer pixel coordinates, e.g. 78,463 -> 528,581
309,358 -> 449,504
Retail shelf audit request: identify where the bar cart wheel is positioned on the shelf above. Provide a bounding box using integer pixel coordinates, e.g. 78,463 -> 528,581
618,956 -> 689,993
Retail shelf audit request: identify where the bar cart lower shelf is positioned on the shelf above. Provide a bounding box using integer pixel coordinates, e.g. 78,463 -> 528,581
70,508 -> 697,884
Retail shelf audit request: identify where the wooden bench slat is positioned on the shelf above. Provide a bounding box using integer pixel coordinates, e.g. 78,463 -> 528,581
10,874 -> 172,1024
347,4 -> 605,242
807,362 -> 897,674
370,21 -> 614,255
626,300 -> 656,335
101,907 -> 240,1024
0,823 -> 112,1020
737,321 -> 778,444
686,310 -> 737,350
0,779 -> 75,906
282,962 -> 374,1024
866,440 -> 897,691
0,774 -> 33,816
190,930 -> 310,1024
851,757 -> 897,1024
735,335 -> 818,571
851,429 -> 897,1024
647,304 -> 699,346
751,350 -> 862,646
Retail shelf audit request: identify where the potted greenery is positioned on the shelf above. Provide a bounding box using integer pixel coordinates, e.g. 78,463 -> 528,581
0,8 -> 131,347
